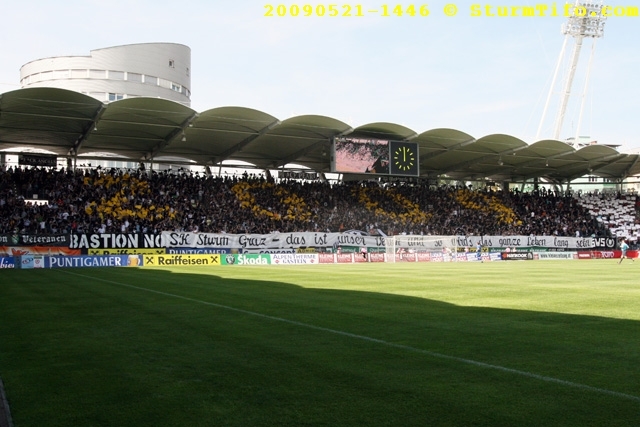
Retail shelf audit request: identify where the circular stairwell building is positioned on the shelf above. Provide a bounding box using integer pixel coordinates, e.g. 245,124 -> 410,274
20,43 -> 191,106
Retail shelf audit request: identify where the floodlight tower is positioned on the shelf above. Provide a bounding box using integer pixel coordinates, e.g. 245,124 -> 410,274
536,1 -> 606,144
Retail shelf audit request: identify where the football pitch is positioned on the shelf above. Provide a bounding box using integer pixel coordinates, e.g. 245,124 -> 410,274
1,260 -> 639,426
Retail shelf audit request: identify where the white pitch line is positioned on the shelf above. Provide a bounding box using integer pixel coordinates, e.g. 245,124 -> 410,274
62,270 -> 640,403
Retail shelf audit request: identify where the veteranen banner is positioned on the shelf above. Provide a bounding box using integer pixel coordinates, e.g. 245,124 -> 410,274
0,234 -> 70,246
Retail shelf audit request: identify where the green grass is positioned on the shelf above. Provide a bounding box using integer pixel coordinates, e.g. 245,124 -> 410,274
1,260 -> 640,426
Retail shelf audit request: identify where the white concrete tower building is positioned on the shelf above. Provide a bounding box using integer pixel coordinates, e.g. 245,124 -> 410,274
19,43 -> 191,106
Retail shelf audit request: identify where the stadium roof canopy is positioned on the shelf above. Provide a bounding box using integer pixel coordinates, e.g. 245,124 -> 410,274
1,87 -> 639,184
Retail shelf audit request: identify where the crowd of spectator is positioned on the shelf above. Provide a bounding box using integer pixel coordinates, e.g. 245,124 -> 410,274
0,165 -> 626,239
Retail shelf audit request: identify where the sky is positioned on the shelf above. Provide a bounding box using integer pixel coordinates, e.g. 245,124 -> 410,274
1,0 -> 639,151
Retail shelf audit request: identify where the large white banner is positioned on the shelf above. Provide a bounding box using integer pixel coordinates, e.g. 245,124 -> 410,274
160,232 -> 616,250
450,235 -> 616,250
161,231 -> 381,250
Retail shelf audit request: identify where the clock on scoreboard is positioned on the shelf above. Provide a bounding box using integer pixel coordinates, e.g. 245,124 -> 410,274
389,141 -> 419,176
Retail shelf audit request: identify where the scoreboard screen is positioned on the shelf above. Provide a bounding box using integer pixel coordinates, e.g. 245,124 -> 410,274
332,137 -> 419,177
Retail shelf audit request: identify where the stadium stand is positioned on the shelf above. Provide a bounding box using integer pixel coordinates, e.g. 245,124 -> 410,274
0,165 -> 628,240
580,193 -> 640,243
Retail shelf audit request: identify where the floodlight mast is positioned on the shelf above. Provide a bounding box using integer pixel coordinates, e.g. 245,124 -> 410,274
536,0 -> 606,143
